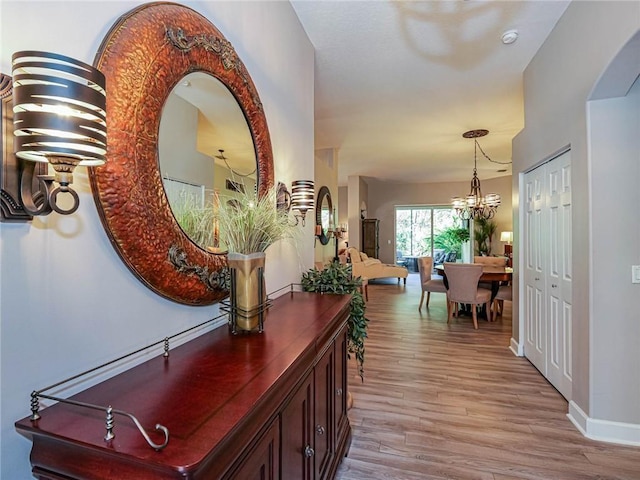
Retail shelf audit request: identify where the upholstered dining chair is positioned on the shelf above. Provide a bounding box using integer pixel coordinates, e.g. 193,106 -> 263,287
474,255 -> 508,290
443,262 -> 492,329
417,256 -> 447,310
473,256 -> 508,267
492,283 -> 512,317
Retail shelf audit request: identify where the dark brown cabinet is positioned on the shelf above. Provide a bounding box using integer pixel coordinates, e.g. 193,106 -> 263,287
15,293 -> 351,480
227,419 -> 280,479
362,218 -> 380,258
281,323 -> 349,480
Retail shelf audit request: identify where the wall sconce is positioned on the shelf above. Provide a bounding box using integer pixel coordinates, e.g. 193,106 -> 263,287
4,51 -> 106,219
290,179 -> 314,226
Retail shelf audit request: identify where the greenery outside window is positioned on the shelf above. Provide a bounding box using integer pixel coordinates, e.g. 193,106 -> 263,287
395,206 -> 469,266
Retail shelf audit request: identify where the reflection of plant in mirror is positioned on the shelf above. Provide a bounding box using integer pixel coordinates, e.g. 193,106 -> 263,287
217,185 -> 298,254
172,195 -> 215,250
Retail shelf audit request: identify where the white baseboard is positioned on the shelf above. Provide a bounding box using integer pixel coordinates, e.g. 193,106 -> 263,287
568,401 -> 640,446
509,337 -> 523,356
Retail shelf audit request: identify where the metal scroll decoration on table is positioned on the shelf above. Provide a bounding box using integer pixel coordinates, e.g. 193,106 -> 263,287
90,2 -> 274,305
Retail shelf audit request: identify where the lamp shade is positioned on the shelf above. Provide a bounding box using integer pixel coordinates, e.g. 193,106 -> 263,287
290,180 -> 314,215
500,231 -> 513,243
12,51 -> 107,166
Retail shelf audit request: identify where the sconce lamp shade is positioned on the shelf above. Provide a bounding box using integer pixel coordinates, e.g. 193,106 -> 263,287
12,51 -> 107,180
291,180 -> 314,216
500,231 -> 513,243
9,51 -> 107,216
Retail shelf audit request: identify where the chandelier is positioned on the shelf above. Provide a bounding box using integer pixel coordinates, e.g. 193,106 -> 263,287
452,129 -> 501,220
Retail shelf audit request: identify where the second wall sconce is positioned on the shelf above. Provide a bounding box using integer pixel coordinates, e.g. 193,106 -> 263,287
6,50 -> 107,219
290,180 -> 314,226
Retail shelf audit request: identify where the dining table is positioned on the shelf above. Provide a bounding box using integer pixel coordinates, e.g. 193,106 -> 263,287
434,263 -> 513,318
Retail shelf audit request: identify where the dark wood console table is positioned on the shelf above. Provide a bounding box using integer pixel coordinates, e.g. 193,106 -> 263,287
15,292 -> 352,479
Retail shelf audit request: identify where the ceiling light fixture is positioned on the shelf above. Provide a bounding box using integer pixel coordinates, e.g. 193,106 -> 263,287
452,129 -> 501,221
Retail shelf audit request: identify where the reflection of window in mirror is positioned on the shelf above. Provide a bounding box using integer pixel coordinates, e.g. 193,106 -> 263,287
158,71 -> 257,250
321,207 -> 331,232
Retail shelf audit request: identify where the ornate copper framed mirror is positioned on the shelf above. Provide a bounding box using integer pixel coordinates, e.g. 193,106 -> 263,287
91,2 -> 274,305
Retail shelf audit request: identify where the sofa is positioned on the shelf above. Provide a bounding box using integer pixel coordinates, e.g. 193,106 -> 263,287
347,247 -> 408,284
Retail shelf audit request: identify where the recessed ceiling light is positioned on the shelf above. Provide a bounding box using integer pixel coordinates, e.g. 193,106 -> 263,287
501,29 -> 519,45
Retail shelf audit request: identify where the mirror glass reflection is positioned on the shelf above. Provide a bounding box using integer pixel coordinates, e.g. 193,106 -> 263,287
158,72 -> 257,250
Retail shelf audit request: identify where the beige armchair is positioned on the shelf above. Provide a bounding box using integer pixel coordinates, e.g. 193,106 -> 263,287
347,247 -> 408,284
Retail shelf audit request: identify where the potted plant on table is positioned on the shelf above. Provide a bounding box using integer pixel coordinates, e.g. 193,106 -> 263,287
301,262 -> 369,382
214,185 -> 299,332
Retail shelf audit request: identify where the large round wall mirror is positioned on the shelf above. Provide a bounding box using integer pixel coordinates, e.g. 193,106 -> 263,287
315,186 -> 333,246
90,2 -> 274,305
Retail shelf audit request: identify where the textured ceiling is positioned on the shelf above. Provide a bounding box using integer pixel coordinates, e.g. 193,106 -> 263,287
291,0 -> 571,185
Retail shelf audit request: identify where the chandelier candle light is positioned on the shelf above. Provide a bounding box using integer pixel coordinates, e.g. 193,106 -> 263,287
452,129 -> 501,220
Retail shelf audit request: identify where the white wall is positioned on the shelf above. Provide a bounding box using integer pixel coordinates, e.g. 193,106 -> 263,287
512,1 -> 639,443
589,76 -> 640,424
0,1 -> 314,478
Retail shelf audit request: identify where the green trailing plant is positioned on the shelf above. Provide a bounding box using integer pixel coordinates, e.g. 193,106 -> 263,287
301,262 -> 369,381
474,217 -> 498,256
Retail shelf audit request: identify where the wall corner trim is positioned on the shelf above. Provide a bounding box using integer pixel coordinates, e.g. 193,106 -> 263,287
568,401 -> 640,447
509,338 -> 523,356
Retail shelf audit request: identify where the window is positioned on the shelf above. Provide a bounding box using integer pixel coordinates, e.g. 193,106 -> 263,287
395,206 -> 467,265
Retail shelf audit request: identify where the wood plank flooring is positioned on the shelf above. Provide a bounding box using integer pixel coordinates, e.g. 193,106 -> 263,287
336,274 -> 640,480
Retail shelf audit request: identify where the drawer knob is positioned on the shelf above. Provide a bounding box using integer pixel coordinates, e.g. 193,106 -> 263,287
304,445 -> 315,458
336,388 -> 343,396
316,425 -> 325,435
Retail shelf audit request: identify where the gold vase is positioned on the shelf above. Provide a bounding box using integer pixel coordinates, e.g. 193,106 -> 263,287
227,252 -> 267,332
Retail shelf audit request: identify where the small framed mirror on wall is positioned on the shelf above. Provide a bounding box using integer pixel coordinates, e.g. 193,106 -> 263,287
315,186 -> 333,246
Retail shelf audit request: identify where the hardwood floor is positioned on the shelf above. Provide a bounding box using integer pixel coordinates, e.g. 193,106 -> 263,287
336,274 -> 640,480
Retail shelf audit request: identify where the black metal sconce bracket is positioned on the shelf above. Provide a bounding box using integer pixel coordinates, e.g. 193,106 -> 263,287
0,73 -> 47,222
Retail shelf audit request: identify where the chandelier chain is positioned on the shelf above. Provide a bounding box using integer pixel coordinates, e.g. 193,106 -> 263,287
475,139 -> 512,165
216,149 -> 257,178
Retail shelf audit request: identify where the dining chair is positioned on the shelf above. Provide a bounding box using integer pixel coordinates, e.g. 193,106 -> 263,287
492,283 -> 512,317
443,262 -> 492,329
474,255 -> 508,290
473,256 -> 508,267
417,256 -> 447,310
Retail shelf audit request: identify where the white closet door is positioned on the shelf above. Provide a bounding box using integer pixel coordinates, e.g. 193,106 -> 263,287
545,151 -> 573,399
522,150 -> 572,400
523,164 -> 547,374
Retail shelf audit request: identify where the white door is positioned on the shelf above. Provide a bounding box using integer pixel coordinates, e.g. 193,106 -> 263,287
522,150 -> 572,400
545,152 -> 572,399
523,164 -> 547,373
